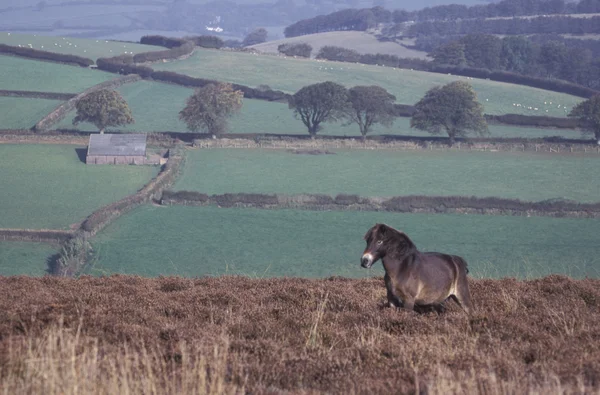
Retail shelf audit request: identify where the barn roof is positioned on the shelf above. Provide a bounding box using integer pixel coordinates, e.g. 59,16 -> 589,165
88,133 -> 146,156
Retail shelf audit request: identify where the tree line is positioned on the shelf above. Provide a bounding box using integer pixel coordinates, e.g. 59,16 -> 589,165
73,81 -> 600,145
283,0 -> 600,38
406,15 -> 600,37
430,34 -> 600,90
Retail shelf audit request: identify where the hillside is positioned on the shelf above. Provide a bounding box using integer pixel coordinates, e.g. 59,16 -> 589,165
250,31 -> 429,60
0,275 -> 598,393
153,48 -> 583,117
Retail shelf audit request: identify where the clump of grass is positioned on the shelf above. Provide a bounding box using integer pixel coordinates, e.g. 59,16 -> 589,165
1,320 -> 241,395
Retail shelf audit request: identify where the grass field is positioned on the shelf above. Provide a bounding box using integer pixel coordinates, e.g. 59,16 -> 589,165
89,205 -> 600,279
0,144 -> 158,230
153,48 -> 582,117
56,80 -> 582,139
0,55 -> 115,93
0,97 -> 63,129
0,32 -> 162,61
251,31 -> 429,59
0,241 -> 56,276
174,148 -> 600,203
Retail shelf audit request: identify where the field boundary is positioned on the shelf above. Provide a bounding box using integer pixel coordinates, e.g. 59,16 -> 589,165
161,191 -> 600,219
0,229 -> 72,243
80,153 -> 183,236
1,130 -> 598,154
33,74 -> 142,132
194,137 -> 600,154
0,90 -> 76,100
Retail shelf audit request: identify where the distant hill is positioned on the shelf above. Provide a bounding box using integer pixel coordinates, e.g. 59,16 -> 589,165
250,32 -> 429,60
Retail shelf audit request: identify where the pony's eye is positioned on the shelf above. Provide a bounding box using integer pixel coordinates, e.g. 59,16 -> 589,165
376,240 -> 383,245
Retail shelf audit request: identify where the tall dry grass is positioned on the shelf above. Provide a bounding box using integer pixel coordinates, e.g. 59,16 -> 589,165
0,275 -> 599,394
1,319 -> 241,395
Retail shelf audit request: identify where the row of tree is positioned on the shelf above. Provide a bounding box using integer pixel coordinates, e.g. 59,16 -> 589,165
406,15 -> 600,37
430,34 -> 600,89
72,83 -> 600,145
288,81 -> 487,144
283,0 -> 600,38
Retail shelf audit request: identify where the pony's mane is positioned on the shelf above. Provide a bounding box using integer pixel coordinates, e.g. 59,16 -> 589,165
367,223 -> 417,250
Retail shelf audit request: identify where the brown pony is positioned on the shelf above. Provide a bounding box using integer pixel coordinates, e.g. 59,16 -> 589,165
361,223 -> 473,314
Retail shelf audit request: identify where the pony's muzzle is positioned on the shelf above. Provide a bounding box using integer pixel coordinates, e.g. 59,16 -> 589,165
361,253 -> 374,268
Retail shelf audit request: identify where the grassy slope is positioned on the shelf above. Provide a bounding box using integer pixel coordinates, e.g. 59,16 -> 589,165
89,205 -> 600,279
0,241 -> 56,276
175,148 -> 600,203
153,48 -> 582,117
0,144 -> 158,230
0,32 -> 162,60
0,55 -> 115,92
57,80 -> 582,139
0,97 -> 63,129
251,31 -> 429,59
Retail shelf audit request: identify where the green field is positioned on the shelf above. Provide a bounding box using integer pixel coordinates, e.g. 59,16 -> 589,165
174,148 -> 600,203
88,205 -> 600,279
153,48 -> 582,117
56,80 -> 582,139
0,55 -> 116,93
0,32 -> 162,60
0,97 -> 62,129
0,144 -> 159,229
0,241 -> 57,276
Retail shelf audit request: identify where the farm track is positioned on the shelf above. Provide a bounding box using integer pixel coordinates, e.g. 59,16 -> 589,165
0,275 -> 598,393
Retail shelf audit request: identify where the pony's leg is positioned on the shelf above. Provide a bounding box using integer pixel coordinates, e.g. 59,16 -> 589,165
401,297 -> 415,312
451,284 -> 473,315
385,273 -> 402,308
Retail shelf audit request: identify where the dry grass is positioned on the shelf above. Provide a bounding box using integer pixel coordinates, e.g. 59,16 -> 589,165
0,275 -> 599,394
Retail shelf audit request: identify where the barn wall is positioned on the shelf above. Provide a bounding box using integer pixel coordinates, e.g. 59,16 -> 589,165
86,155 -> 155,165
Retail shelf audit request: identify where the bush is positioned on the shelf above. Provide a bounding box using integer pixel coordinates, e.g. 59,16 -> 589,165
213,193 -> 278,207
150,70 -> 215,87
161,190 -> 209,203
334,194 -> 362,205
429,65 -> 598,99
133,41 -> 194,63
316,46 -> 361,62
186,35 -> 224,49
0,43 -> 93,67
485,114 -> 580,129
96,56 -> 153,78
140,35 -> 188,48
278,43 -> 312,58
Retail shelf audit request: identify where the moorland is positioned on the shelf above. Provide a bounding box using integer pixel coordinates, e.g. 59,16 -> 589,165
1,2 -> 600,390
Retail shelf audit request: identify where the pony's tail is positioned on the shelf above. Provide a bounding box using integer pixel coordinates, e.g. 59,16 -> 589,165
454,256 -> 469,275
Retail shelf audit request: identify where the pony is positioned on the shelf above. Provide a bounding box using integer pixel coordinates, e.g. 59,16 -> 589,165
361,223 -> 473,314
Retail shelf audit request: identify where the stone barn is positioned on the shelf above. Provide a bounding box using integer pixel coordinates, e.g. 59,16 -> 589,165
86,133 -> 147,165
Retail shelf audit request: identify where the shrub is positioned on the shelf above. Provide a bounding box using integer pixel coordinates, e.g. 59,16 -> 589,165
96,56 -> 153,78
133,42 -> 194,63
213,193 -> 278,207
485,114 -> 580,129
186,35 -> 224,49
140,35 -> 188,48
0,43 -> 93,67
161,190 -> 209,203
316,46 -> 361,62
334,194 -> 362,205
278,43 -> 312,58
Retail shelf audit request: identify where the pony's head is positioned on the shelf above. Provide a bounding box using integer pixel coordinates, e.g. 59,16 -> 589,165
361,223 -> 415,268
